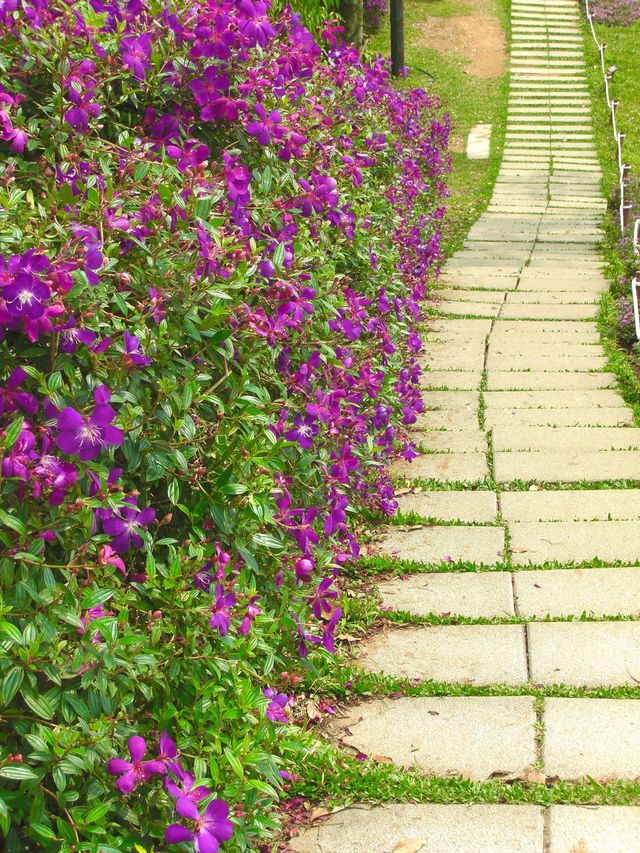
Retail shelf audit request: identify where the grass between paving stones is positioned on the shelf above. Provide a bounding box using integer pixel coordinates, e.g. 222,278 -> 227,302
287,746 -> 640,807
356,554 -> 640,575
368,0 -> 510,255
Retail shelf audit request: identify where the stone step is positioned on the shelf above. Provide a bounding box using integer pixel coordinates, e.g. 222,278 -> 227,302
358,624 -> 527,684
529,622 -> 640,686
485,406 -> 633,427
291,805 -> 640,853
514,567 -> 640,617
329,696 -> 536,779
487,372 -> 616,390
396,489 -> 498,522
501,487 -> 640,521
493,425 -> 640,450
392,451 -> 489,483
374,525 -> 505,565
483,389 -> 624,409
509,520 -> 640,564
378,571 -> 514,617
494,449 -> 640,482
359,622 -> 640,687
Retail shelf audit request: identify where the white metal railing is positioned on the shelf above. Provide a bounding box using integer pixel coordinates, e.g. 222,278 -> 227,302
584,0 -> 640,337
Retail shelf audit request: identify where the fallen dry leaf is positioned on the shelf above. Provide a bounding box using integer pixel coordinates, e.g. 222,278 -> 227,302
309,806 -> 347,822
306,701 -> 320,721
570,841 -> 593,853
524,768 -> 547,784
392,840 -> 427,853
512,546 -> 528,553
372,754 -> 394,764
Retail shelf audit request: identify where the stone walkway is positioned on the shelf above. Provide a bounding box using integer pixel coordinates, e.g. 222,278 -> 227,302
292,1 -> 640,851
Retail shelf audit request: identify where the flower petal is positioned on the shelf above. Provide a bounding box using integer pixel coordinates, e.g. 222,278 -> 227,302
107,758 -> 131,775
127,735 -> 146,763
176,796 -> 200,821
195,828 -> 220,853
165,824 -> 195,844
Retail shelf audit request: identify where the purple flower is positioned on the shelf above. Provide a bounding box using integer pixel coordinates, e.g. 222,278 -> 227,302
284,414 -> 318,449
3,273 -> 50,319
0,367 -> 38,416
54,317 -> 97,353
108,736 -> 166,794
123,331 -> 152,368
245,104 -> 286,146
264,687 -> 289,724
102,499 -> 156,553
158,730 -> 178,762
56,385 -> 123,461
210,585 -> 236,636
120,34 -> 152,80
166,797 -> 234,853
165,761 -> 211,803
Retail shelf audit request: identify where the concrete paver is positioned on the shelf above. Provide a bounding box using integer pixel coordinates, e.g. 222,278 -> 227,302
359,624 -> 527,684
544,699 -> 640,780
375,525 -> 505,565
528,622 -> 640,686
378,571 -> 513,617
396,489 -> 498,522
514,567 -> 640,617
290,805 -> 545,853
332,696 -> 536,779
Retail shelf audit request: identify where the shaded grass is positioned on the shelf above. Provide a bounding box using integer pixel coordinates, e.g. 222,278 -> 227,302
368,0 -> 511,255
289,746 -> 640,806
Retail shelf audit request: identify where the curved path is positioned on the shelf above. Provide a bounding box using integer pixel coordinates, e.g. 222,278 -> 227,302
293,0 -> 640,850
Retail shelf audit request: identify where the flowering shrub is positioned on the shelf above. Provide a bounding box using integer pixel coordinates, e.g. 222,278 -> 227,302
0,0 -> 448,849
364,0 -> 388,34
587,0 -> 640,26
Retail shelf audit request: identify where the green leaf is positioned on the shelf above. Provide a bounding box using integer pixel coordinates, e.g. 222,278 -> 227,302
223,747 -> 244,780
0,765 -> 39,781
21,690 -> 54,720
0,621 -> 23,645
0,510 -> 26,537
167,480 -> 180,505
0,667 -> 24,705
2,416 -> 23,452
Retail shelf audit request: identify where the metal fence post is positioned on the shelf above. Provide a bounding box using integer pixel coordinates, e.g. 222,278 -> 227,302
390,0 -> 404,76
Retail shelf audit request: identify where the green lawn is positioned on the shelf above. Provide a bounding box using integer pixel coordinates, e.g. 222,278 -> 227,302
583,19 -> 640,194
368,0 -> 511,254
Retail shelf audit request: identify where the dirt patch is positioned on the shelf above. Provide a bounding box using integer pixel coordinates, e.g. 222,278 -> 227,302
415,9 -> 506,79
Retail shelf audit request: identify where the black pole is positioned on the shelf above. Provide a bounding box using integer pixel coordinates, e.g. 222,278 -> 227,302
390,0 -> 405,76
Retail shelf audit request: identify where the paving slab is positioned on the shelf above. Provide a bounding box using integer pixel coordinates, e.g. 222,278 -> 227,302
331,696 -> 536,779
414,410 -> 481,430
501,488 -> 640,521
290,804 -> 545,853
485,406 -> 634,427
374,525 -> 505,565
544,698 -> 640,780
494,449 -> 640,482
396,489 -> 498,522
359,624 -> 527,684
499,302 -> 598,320
483,390 -> 624,409
514,567 -> 640,617
493,426 -> 640,451
528,622 -> 640,686
413,430 -> 487,453
509,520 -> 640,564
420,370 -> 483,390
378,571 -> 513,618
547,806 -> 640,853
392,451 -> 488,483
487,372 -> 616,390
